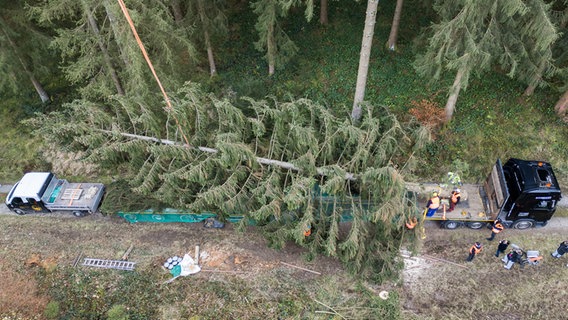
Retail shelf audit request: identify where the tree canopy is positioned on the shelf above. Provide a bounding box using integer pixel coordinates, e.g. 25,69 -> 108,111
3,0 -> 568,278
28,80 -> 429,275
414,0 -> 559,121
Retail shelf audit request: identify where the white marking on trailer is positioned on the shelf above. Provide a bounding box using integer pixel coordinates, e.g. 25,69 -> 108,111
61,189 -> 83,200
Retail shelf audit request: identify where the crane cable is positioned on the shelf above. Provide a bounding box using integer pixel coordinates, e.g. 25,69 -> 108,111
117,0 -> 190,146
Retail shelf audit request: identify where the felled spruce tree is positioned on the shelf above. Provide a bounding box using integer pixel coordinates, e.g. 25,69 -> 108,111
30,82 -> 429,279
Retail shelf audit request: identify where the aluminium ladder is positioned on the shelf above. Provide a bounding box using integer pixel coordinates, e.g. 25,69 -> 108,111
82,258 -> 136,271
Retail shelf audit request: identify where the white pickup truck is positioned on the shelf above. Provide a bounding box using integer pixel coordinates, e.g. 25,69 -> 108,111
5,172 -> 105,217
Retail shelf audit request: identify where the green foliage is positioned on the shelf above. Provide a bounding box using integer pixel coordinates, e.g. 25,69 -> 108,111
36,268 -> 159,319
2,0 -> 567,295
28,0 -> 198,100
251,0 -> 309,74
414,0 -> 559,110
0,0 -> 56,100
0,98 -> 51,181
29,81 -> 428,278
43,301 -> 60,319
413,72 -> 568,183
107,305 -> 130,320
99,179 -> 167,213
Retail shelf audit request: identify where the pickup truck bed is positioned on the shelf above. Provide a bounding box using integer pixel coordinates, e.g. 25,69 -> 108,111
42,181 -> 105,213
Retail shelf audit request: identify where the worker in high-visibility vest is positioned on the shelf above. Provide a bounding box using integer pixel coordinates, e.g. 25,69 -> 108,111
487,219 -> 504,241
304,225 -> 312,237
405,217 -> 418,229
425,192 -> 440,217
449,188 -> 461,212
466,242 -> 483,262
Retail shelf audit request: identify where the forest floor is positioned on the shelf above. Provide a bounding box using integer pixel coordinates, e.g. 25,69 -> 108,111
402,217 -> 568,319
0,203 -> 567,319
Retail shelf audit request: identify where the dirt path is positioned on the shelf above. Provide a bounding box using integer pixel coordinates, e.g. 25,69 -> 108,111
0,212 -> 343,276
401,216 -> 568,319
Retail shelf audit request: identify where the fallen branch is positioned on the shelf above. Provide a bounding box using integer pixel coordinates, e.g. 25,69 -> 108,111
121,244 -> 134,261
162,275 -> 180,284
280,261 -> 321,275
314,299 -> 346,320
72,252 -> 83,268
201,269 -> 249,274
194,246 -> 200,265
421,254 -> 467,268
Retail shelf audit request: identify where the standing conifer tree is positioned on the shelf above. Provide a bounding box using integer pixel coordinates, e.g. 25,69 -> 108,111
0,1 -> 51,103
29,0 -> 197,100
251,0 -> 311,76
386,0 -> 403,51
191,0 -> 227,77
352,0 -> 379,123
414,0 -> 558,122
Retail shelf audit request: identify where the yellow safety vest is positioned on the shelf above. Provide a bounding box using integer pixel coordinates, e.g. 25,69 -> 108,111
451,192 -> 460,203
429,196 -> 440,209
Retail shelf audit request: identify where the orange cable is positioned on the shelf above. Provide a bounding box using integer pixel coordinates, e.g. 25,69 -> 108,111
117,0 -> 190,146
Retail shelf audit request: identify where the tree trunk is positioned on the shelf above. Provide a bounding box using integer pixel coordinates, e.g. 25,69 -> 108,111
267,21 -> 276,76
205,31 -> 217,76
554,88 -> 568,118
444,67 -> 465,122
319,0 -> 328,25
30,75 -> 50,103
197,0 -> 217,77
351,0 -> 379,123
1,25 -> 50,103
523,84 -> 536,97
170,0 -> 184,22
386,0 -> 403,51
101,130 -> 358,181
523,60 -> 547,96
103,0 -> 130,67
84,1 -> 125,95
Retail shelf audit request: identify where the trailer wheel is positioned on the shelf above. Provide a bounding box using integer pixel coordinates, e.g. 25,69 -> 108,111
512,219 -> 534,230
13,208 -> 26,215
441,220 -> 461,229
465,221 -> 485,229
72,211 -> 88,217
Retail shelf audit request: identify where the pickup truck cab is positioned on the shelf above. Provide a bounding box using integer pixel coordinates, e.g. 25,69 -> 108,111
5,172 -> 105,217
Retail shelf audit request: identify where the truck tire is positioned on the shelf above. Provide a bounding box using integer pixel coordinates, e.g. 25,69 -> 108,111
465,221 -> 485,230
441,220 -> 461,230
72,211 -> 88,217
13,208 -> 26,215
512,219 -> 534,230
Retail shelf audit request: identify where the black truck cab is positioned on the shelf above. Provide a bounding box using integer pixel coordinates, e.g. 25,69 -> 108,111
499,158 -> 562,228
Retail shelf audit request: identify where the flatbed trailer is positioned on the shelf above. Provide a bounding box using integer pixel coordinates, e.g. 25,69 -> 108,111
41,180 -> 105,214
406,182 -> 491,229
118,159 -> 561,231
